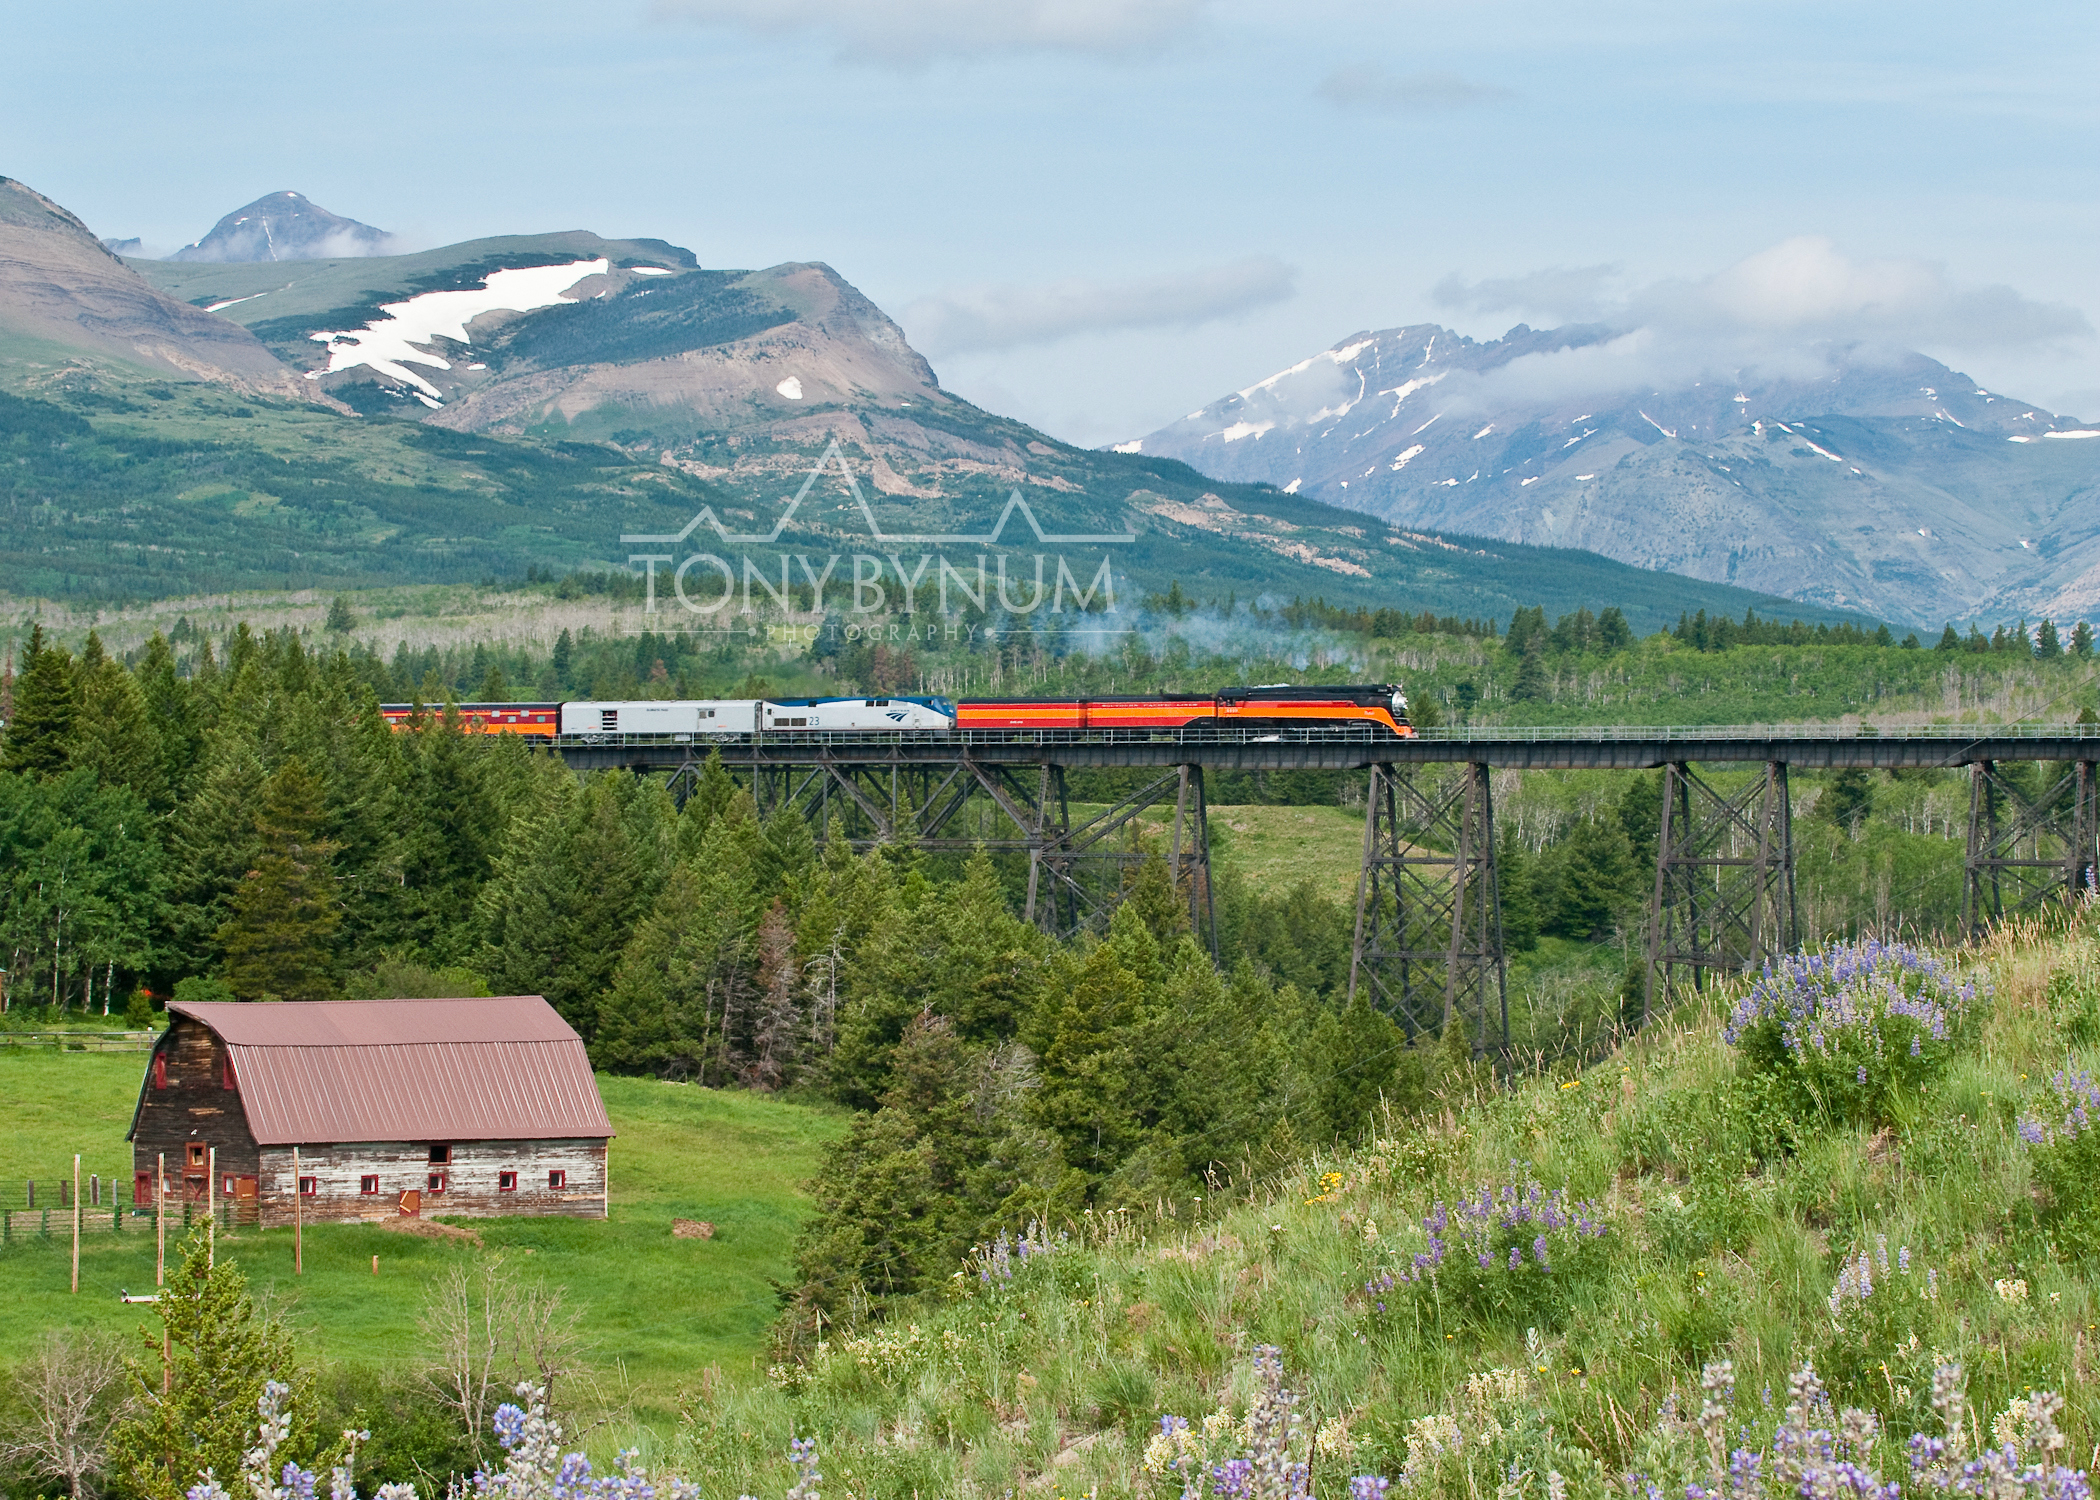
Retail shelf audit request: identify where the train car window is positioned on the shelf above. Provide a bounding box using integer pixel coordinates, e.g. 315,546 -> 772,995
600,709 -> 618,731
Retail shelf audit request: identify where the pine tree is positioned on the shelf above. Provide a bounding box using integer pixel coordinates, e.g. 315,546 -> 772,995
477,774 -> 655,1039
1936,624 -> 1961,652
218,757 -> 344,1003
325,595 -> 356,633
1510,639 -> 1549,702
109,1227 -> 318,1500
2075,621 -> 2096,659
3,626 -> 79,778
551,629 -> 575,688
2038,619 -> 2064,658
72,654 -> 166,808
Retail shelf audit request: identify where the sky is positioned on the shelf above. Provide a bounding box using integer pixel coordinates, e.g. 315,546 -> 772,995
8,0 -> 2097,447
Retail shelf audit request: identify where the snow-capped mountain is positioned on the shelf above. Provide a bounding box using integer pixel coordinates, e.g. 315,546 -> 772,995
1122,325 -> 2100,627
170,190 -> 393,263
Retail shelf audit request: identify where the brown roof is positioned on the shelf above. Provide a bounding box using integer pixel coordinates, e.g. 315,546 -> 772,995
149,997 -> 613,1146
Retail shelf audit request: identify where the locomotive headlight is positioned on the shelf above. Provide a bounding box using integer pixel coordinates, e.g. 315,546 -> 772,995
1391,689 -> 1408,713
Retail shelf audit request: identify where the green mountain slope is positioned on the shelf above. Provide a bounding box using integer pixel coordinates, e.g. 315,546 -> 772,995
0,369 -> 1877,630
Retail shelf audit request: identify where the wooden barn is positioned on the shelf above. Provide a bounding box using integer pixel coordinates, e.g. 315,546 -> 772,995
128,996 -> 613,1227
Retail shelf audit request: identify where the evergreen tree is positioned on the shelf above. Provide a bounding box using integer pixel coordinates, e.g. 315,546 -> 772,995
1618,771 -> 1663,870
1935,624 -> 1960,652
134,634 -> 202,806
2037,619 -> 2063,658
592,818 -> 757,1080
551,629 -> 575,688
1818,768 -> 1875,834
1510,639 -> 1550,702
2073,621 -> 2093,659
325,595 -> 356,633
477,774 -> 656,1038
109,1227 -> 319,1500
218,757 -> 343,1002
1027,907 -> 1152,1187
1496,830 -> 1541,952
72,653 -> 166,808
3,627 -> 79,778
1541,813 -> 1639,940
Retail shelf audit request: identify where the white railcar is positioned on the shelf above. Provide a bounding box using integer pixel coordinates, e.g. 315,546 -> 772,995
558,700 -> 759,738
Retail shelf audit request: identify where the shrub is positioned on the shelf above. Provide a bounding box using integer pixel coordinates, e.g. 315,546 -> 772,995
1366,1175 -> 1610,1330
2016,1068 -> 2100,1257
1725,940 -> 1983,1131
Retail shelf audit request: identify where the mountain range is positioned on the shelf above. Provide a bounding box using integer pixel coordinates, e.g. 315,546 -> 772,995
1123,324 -> 2100,629
0,178 -> 1915,630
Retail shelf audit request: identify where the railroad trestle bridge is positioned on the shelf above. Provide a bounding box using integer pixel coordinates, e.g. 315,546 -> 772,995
556,725 -> 2100,1052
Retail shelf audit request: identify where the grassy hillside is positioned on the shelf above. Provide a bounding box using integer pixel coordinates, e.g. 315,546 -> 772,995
634,916 -> 2099,1500
0,1048 -> 842,1411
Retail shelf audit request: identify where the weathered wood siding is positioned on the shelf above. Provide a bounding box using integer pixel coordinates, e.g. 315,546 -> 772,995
254,1139 -> 608,1227
129,1015 -> 260,1214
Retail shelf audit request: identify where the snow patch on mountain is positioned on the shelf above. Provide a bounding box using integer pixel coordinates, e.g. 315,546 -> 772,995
306,259 -> 608,402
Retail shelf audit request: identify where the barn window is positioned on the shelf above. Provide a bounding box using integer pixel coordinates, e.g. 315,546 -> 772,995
498,1171 -> 518,1192
428,1144 -> 452,1164
134,1172 -> 152,1205
427,1172 -> 447,1194
360,1175 -> 379,1195
152,1054 -> 168,1088
187,1144 -> 205,1169
298,1176 -> 318,1197
221,1174 -> 236,1196
547,1169 -> 567,1190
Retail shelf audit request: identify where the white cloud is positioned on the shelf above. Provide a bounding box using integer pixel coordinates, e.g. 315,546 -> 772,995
903,256 -> 1296,355
652,0 -> 1209,63
1317,65 -> 1514,114
1420,237 -> 2095,411
1636,236 -> 2089,350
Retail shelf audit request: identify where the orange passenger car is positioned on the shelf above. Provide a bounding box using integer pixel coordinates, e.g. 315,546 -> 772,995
378,703 -> 562,737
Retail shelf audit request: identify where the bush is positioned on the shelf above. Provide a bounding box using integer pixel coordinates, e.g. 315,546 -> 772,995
2017,1068 -> 2100,1257
1367,1175 -> 1611,1331
1724,940 -> 1983,1133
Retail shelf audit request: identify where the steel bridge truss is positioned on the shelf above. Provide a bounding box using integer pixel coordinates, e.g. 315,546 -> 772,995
1963,759 -> 2099,934
660,752 -> 1216,953
1644,761 -> 1798,1018
1347,763 -> 1507,1052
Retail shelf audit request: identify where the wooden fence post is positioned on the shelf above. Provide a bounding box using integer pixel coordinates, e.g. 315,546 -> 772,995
293,1146 -> 302,1276
156,1153 -> 166,1287
71,1154 -> 80,1294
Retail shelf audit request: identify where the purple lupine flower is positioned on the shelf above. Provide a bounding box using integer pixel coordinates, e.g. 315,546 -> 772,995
1212,1458 -> 1253,1496
1534,1235 -> 1549,1267
1349,1478 -> 1391,1500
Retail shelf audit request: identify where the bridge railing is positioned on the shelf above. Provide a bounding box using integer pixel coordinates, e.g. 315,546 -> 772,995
546,722 -> 2100,751
1412,722 -> 2097,744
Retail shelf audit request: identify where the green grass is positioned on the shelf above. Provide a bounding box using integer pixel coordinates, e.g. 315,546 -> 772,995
630,919 -> 2100,1499
0,1051 -> 843,1410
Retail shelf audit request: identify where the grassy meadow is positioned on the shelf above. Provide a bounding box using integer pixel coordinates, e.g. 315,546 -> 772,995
0,1049 -> 843,1414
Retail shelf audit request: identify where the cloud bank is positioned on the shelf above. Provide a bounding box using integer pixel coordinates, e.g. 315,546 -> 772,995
904,256 -> 1295,355
1318,66 -> 1514,114
653,0 -> 1209,63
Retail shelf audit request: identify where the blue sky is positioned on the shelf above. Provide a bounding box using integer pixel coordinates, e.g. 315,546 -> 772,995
10,0 -> 2096,445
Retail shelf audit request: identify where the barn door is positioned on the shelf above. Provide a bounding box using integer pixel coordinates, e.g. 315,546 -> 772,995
134,1172 -> 153,1206
398,1188 -> 421,1217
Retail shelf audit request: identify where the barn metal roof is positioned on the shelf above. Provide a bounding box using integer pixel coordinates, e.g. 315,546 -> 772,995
159,997 -> 613,1146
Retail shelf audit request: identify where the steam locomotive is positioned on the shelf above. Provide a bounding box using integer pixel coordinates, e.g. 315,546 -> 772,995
377,684 -> 1413,741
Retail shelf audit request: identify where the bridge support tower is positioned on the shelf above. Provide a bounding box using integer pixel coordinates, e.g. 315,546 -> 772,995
1347,762 -> 1506,1053
1643,761 -> 1797,1020
1963,759 -> 2100,934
